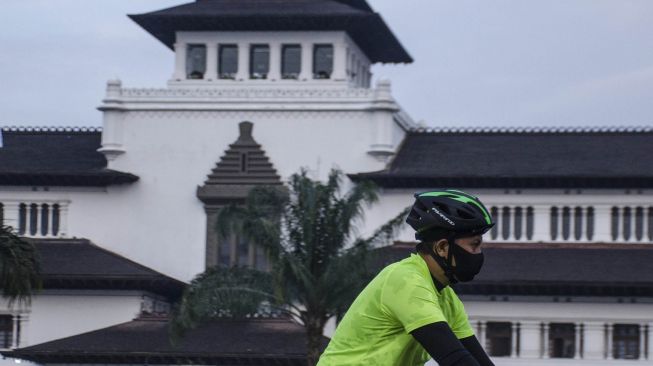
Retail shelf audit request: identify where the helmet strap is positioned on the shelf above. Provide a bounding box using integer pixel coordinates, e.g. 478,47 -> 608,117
427,235 -> 458,285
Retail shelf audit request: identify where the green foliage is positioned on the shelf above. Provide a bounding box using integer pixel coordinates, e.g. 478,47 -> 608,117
0,225 -> 41,307
171,169 -> 409,363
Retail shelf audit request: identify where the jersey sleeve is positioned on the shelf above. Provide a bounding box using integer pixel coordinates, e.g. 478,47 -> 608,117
447,290 -> 475,339
380,266 -> 447,334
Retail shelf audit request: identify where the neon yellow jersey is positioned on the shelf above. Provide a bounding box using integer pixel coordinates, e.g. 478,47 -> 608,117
317,253 -> 475,366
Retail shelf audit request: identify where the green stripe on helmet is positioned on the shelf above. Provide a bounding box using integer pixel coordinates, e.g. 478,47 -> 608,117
418,190 -> 493,225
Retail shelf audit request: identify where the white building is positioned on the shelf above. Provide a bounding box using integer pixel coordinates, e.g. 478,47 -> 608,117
1,0 -> 653,365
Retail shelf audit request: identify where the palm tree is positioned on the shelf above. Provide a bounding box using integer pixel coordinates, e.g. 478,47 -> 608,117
0,225 -> 41,307
170,169 -> 409,365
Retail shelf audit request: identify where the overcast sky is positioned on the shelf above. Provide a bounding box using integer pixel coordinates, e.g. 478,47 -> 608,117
1,0 -> 652,128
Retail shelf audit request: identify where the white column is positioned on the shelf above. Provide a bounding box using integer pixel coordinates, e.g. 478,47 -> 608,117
574,322 -> 582,359
17,314 -> 28,347
299,42 -> 312,81
594,205 -> 613,243
11,314 -> 18,348
173,42 -> 187,80
332,41 -> 347,81
268,42 -> 281,81
3,202 -> 20,231
531,205 -> 550,242
640,324 -> 646,360
519,321 -> 540,358
583,322 -> 604,360
33,204 -> 40,237
542,323 -> 550,359
606,323 -> 613,360
236,42 -> 250,81
59,203 -> 69,238
477,321 -> 487,349
510,322 -> 519,358
205,43 -> 217,81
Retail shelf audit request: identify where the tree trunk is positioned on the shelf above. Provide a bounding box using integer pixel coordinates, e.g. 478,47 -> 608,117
306,317 -> 326,366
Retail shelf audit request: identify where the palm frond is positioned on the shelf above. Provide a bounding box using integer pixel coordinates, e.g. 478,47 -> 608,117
0,226 -> 41,307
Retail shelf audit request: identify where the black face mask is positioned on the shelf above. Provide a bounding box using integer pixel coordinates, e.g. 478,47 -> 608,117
449,241 -> 484,282
428,236 -> 484,284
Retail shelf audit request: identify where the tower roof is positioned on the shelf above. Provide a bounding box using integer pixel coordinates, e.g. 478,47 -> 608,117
129,0 -> 412,64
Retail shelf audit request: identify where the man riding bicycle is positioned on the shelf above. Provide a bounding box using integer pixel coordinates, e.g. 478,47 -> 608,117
317,189 -> 495,366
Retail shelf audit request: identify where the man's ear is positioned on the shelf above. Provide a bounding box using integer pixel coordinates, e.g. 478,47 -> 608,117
434,239 -> 449,257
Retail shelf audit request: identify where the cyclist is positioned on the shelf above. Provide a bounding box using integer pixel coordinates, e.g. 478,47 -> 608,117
317,189 -> 495,366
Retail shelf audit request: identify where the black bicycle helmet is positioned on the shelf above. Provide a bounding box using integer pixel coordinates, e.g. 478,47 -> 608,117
406,189 -> 494,240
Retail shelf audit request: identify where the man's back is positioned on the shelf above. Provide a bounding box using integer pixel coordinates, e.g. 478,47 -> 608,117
317,253 -> 474,366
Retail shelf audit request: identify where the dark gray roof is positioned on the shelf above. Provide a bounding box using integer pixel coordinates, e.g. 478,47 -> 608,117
33,238 -> 185,299
351,128 -> 653,188
129,0 -> 412,63
3,316 -> 327,365
0,128 -> 138,186
372,242 -> 653,297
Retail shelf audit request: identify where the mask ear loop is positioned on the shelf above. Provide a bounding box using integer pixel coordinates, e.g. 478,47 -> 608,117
445,234 -> 458,284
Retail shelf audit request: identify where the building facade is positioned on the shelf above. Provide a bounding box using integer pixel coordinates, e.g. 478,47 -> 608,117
1,0 -> 653,365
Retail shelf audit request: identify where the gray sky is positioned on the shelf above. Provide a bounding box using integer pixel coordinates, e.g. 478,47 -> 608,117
1,0 -> 652,128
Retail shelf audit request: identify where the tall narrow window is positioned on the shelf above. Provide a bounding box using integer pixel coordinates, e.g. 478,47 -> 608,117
237,235 -> 250,267
514,207 -> 523,240
18,204 -> 26,235
250,45 -> 270,79
218,45 -> 238,79
648,207 -> 653,241
501,207 -> 511,240
41,204 -> 49,236
613,324 -> 640,359
574,207 -> 583,241
52,204 -> 60,237
586,207 -> 595,241
562,206 -> 571,240
526,207 -> 534,240
550,207 -> 559,241
490,207 -> 499,240
623,207 -> 632,242
254,245 -> 269,271
240,152 -> 248,172
549,323 -> 575,358
0,203 -> 4,226
218,234 -> 233,266
486,322 -> 512,357
186,44 -> 207,79
281,44 -> 301,79
611,207 -> 619,241
0,315 -> 12,349
635,207 -> 644,241
29,203 -> 38,236
313,44 -> 333,79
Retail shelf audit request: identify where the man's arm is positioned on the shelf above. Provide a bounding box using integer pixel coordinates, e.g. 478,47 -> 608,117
460,335 -> 494,366
411,322 -> 480,366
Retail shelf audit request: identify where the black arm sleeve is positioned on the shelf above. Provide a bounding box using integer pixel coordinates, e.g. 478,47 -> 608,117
411,322 -> 480,366
460,335 -> 495,366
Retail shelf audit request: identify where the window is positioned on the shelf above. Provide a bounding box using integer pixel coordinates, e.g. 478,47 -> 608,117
574,207 -> 583,241
526,206 -> 534,240
623,207 -> 632,241
613,324 -> 640,359
219,45 -> 238,79
0,315 -> 13,349
550,207 -> 558,241
586,207 -> 594,241
490,206 -> 499,240
561,206 -> 571,240
186,44 -> 206,79
0,203 -> 3,226
649,207 -> 653,241
486,322 -> 512,357
281,45 -> 301,79
41,204 -> 49,236
250,45 -> 270,79
313,44 -> 333,79
611,207 -> 619,240
52,204 -> 60,236
635,207 -> 644,241
218,233 -> 268,270
549,323 -> 575,358
501,207 -> 510,240
29,203 -> 38,236
514,207 -> 523,240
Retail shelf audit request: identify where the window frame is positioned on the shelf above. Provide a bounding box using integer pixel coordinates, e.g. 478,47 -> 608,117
249,44 -> 270,80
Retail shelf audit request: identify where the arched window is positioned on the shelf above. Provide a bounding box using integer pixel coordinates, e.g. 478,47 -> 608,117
514,207 -> 523,240
586,207 -> 595,241
41,204 -> 49,236
611,207 -> 620,241
52,204 -> 60,236
623,207 -> 632,242
550,207 -> 559,241
18,204 -> 26,235
635,207 -> 644,241
648,207 -> 653,242
562,206 -> 571,241
29,203 -> 38,236
490,206 -> 499,240
526,206 -> 534,240
574,207 -> 583,241
501,207 -> 511,240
